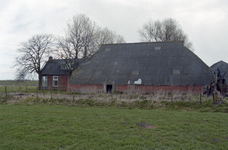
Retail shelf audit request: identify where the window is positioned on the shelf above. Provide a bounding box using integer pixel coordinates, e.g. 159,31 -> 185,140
155,46 -> 161,50
53,76 -> 58,86
42,76 -> 47,86
173,69 -> 180,75
105,48 -> 111,52
61,64 -> 65,70
132,71 -> 139,75
61,63 -> 73,70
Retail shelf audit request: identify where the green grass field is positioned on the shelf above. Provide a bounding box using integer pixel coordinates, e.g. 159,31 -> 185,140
0,104 -> 228,149
0,80 -> 38,85
0,85 -> 38,93
0,80 -> 38,93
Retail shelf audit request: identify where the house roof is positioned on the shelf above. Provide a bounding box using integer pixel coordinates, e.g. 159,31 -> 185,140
41,58 -> 85,76
210,60 -> 228,85
210,60 -> 228,74
69,41 -> 215,86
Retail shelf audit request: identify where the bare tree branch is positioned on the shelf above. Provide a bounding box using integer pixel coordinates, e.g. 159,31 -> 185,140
139,18 -> 193,51
14,34 -> 54,89
54,14 -> 125,77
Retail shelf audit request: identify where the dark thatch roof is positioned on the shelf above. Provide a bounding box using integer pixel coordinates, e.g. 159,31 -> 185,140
210,60 -> 228,74
41,58 -> 85,76
69,41 -> 215,86
211,60 -> 228,85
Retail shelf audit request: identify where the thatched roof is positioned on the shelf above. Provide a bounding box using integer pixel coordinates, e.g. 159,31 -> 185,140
69,41 -> 214,86
211,60 -> 228,74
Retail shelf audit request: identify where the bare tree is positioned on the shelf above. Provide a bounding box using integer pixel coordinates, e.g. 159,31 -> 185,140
55,14 -> 125,76
14,34 -> 54,89
96,27 -> 125,45
139,18 -> 193,51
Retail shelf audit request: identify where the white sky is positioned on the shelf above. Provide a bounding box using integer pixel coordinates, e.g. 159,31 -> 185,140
0,0 -> 228,80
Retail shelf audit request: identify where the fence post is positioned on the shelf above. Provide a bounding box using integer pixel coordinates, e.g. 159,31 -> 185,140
26,85 -> 27,92
20,87 -> 21,98
37,87 -> 38,98
143,91 -> 145,101
171,90 -> 173,101
5,86 -> 7,97
51,88 -> 52,99
200,88 -> 202,104
79,86 -> 81,99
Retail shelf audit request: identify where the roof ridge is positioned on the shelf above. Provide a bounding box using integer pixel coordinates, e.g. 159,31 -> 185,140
101,41 -> 184,46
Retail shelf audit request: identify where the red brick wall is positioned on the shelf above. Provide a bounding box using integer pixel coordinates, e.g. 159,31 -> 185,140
68,84 -> 204,94
42,75 -> 68,90
68,84 -> 103,93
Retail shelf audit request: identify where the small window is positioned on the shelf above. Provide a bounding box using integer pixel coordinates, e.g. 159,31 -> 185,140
132,71 -> 139,75
65,63 -> 73,70
61,64 -> 65,70
42,76 -> 47,87
61,63 -> 73,70
95,71 -> 101,75
105,48 -> 111,52
155,46 -> 161,50
173,69 -> 180,75
53,76 -> 58,86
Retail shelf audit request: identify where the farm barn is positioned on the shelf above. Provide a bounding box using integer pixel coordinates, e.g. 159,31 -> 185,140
209,60 -> 228,95
41,57 -> 84,91
67,41 -> 215,94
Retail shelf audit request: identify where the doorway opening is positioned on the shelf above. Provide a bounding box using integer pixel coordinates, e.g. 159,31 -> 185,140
106,85 -> 112,93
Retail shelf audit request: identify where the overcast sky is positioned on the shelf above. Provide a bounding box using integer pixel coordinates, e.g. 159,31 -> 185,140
0,0 -> 228,80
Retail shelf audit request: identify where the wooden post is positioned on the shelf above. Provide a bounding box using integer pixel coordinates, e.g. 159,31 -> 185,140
5,86 -> 7,97
212,91 -> 217,103
79,86 -> 81,99
37,87 -> 38,98
51,88 -> 52,99
200,88 -> 202,104
143,91 -> 145,101
171,90 -> 173,101
26,85 -> 27,92
20,87 -> 22,98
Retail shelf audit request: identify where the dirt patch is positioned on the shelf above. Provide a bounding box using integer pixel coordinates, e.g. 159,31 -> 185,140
211,139 -> 220,142
122,122 -> 129,125
136,122 -> 156,129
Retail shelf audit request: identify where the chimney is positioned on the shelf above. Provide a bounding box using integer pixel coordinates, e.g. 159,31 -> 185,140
49,56 -> 53,60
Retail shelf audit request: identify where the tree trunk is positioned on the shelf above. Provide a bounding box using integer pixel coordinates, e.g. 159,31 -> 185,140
39,73 -> 42,90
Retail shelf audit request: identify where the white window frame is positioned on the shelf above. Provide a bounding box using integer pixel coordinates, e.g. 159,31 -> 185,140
42,76 -> 47,87
53,76 -> 58,86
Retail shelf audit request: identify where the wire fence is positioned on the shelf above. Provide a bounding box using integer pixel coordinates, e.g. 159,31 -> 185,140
0,85 -> 68,93
0,85 -> 38,93
0,84 -> 207,105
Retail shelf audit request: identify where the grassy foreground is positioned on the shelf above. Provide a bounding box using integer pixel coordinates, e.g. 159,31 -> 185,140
0,104 -> 228,149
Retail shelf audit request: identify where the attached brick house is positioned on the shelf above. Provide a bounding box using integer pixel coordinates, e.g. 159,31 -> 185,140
68,41 -> 215,94
41,57 -> 84,91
